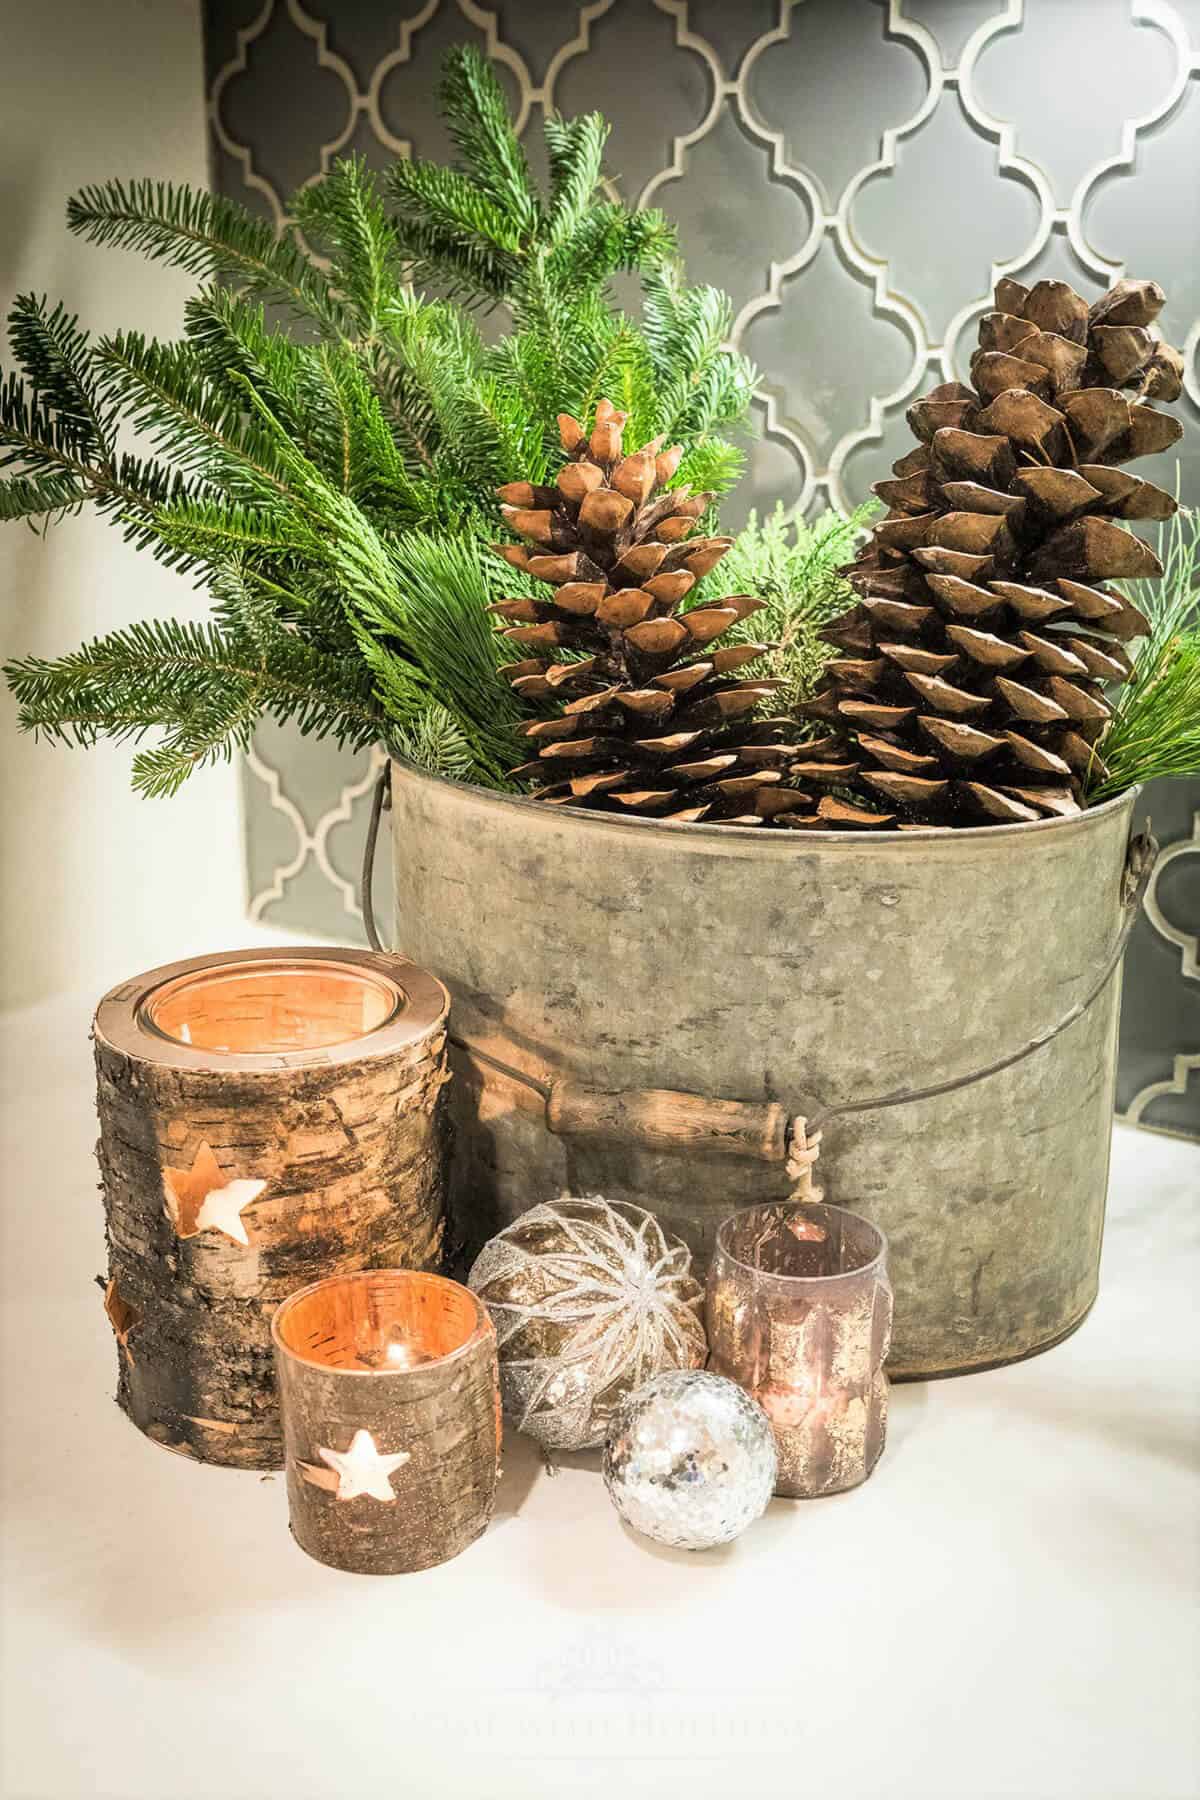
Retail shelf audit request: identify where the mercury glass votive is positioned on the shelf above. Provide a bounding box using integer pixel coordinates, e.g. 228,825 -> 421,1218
706,1202 -> 892,1499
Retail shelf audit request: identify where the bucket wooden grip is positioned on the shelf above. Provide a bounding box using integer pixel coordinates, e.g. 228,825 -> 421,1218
545,1081 -> 790,1164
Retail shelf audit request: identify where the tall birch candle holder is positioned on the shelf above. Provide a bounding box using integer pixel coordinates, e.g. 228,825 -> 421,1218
94,948 -> 450,1470
272,1270 -> 501,1574
706,1201 -> 892,1499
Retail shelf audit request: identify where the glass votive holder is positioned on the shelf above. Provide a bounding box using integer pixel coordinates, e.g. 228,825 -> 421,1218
706,1201 -> 892,1499
272,1270 -> 500,1574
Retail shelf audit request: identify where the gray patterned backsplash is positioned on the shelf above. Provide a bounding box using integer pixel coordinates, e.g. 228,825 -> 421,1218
205,0 -> 1199,1138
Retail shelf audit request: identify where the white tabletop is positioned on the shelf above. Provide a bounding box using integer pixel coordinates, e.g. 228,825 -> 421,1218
2,960 -> 1197,1800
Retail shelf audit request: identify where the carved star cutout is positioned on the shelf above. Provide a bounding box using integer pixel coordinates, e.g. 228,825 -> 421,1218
162,1141 -> 267,1245
102,1277 -> 140,1365
315,1429 -> 411,1503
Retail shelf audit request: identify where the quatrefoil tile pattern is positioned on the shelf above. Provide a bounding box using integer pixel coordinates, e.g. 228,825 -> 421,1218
204,0 -> 1199,1137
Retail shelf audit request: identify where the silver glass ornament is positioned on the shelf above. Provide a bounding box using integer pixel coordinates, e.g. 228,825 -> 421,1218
468,1197 -> 706,1451
602,1370 -> 777,1551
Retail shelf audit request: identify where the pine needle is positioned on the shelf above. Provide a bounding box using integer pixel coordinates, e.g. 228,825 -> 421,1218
697,501 -> 877,709
1,46 -> 757,794
1090,499 -> 1200,799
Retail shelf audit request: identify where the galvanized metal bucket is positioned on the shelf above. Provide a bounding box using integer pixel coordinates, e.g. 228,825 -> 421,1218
386,759 -> 1142,1379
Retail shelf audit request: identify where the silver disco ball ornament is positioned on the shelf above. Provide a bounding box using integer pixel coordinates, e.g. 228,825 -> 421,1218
602,1370 -> 777,1551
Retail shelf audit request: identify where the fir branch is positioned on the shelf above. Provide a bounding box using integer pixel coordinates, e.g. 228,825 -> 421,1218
292,158 -> 403,343
7,294 -> 115,462
94,331 -> 298,505
1090,499 -> 1200,798
392,702 -> 482,783
2,45 -> 759,801
0,469 -> 84,523
0,367 -> 168,516
184,288 -> 313,440
376,297 -> 503,497
4,615 -> 381,794
437,46 -> 540,240
545,202 -> 676,293
66,179 -> 346,335
143,494 -> 301,576
697,502 -> 878,708
639,268 -> 756,439
347,529 -> 526,783
543,112 -> 608,249
377,215 -> 512,305
389,162 -> 529,259
676,438 -> 744,500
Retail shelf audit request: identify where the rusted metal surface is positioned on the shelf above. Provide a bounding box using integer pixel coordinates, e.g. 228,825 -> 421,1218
390,760 -> 1137,1379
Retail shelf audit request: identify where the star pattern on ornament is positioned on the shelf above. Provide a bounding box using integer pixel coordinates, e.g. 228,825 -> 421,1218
314,1428 -> 411,1503
161,1141 -> 267,1246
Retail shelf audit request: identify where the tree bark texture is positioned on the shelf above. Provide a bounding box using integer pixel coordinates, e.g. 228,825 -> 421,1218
94,950 -> 451,1470
273,1271 -> 500,1574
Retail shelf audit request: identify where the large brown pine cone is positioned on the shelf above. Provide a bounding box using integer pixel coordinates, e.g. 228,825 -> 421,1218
490,400 -> 820,826
802,275 -> 1185,829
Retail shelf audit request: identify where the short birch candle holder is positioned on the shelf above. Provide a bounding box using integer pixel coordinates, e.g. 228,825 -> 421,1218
94,948 -> 450,1470
272,1270 -> 501,1574
706,1201 -> 892,1499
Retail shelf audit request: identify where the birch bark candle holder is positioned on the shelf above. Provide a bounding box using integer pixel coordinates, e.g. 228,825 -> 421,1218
94,948 -> 450,1470
706,1201 -> 892,1498
272,1270 -> 501,1574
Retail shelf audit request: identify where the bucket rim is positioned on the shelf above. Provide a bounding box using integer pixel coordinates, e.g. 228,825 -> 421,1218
389,754 -> 1139,850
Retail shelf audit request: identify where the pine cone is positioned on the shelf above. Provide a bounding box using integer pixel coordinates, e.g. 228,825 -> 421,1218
491,400 -> 815,826
804,275 -> 1185,829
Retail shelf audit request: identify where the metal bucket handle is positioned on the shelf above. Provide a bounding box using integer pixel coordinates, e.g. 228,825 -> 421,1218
363,765 -> 1155,1179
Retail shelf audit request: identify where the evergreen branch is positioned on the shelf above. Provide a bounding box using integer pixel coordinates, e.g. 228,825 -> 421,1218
7,294 -> 115,461
185,288 -> 416,511
347,529 -> 526,782
4,615 -> 382,793
129,692 -> 262,796
696,502 -> 878,708
1090,632 -> 1200,796
377,217 -> 512,305
0,469 -> 85,523
66,179 -> 347,335
0,369 -> 168,515
438,46 -> 539,237
545,203 -> 676,292
3,46 -> 759,804
388,161 -> 529,256
292,159 -> 403,342
639,267 -> 756,439
208,559 -> 309,647
676,438 -> 744,499
543,112 -> 608,249
142,495 -> 301,576
94,332 -> 298,505
376,297 -> 498,494
185,288 -> 309,422
392,702 -> 481,783
1090,499 -> 1200,797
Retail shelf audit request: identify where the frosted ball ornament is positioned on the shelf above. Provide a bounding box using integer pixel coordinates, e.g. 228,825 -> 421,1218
603,1370 -> 777,1551
467,1197 -> 707,1451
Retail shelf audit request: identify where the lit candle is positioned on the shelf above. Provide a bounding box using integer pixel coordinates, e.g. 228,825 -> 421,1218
94,948 -> 449,1471
272,1270 -> 500,1573
706,1201 -> 891,1499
